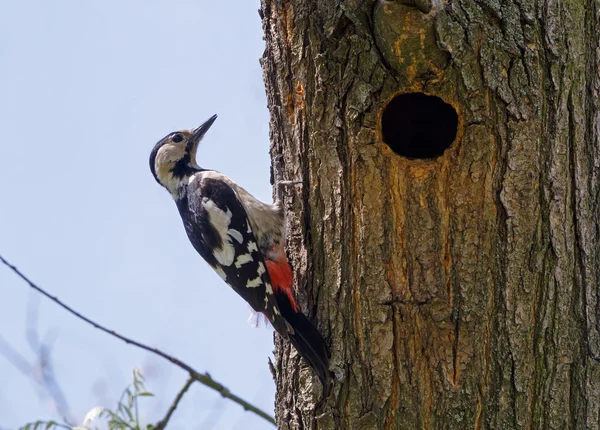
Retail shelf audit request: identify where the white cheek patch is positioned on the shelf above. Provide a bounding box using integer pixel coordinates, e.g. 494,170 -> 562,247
234,253 -> 253,268
155,145 -> 187,197
156,144 -> 185,165
202,200 -> 235,266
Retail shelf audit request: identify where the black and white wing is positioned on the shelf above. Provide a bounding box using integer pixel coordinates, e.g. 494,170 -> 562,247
177,174 -> 290,336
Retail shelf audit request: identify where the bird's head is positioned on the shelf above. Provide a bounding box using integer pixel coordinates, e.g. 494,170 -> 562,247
150,114 -> 217,196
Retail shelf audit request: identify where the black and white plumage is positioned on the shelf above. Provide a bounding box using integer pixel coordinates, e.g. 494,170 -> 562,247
149,115 -> 330,385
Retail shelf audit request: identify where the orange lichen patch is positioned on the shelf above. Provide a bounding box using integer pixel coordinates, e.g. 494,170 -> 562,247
393,34 -> 410,60
408,164 -> 435,180
279,2 -> 294,48
405,59 -> 418,82
284,93 -> 295,125
283,82 -> 305,125
294,82 -> 305,111
418,27 -> 426,47
385,164 -> 411,301
375,1 -> 448,83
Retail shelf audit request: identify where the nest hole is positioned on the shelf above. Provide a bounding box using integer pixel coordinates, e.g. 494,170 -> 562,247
381,93 -> 458,159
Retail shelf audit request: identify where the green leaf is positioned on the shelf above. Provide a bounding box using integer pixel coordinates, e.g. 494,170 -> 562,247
137,392 -> 154,397
124,405 -> 134,422
127,389 -> 135,409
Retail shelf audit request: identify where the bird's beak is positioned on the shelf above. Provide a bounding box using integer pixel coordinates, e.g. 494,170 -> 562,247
191,114 -> 218,143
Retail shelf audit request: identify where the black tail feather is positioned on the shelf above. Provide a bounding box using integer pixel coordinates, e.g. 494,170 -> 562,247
274,291 -> 331,387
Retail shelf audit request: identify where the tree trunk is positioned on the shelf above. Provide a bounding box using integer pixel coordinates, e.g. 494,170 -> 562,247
260,0 -> 600,428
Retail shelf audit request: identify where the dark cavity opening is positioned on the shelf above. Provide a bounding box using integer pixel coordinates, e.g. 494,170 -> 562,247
381,93 -> 458,159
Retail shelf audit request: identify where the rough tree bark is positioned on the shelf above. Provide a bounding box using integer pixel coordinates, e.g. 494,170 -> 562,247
260,0 -> 600,428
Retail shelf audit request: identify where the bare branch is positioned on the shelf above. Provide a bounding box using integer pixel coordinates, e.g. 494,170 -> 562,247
154,376 -> 195,430
0,334 -> 73,423
0,334 -> 32,375
25,294 -> 73,423
0,254 -> 276,426
26,294 -> 41,351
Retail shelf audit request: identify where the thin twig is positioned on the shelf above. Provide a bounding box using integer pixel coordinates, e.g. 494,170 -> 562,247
0,334 -> 73,423
154,376 -> 195,430
26,294 -> 73,424
0,334 -> 32,375
0,254 -> 276,426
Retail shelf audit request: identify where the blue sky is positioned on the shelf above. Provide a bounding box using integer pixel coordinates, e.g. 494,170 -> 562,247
0,1 -> 276,428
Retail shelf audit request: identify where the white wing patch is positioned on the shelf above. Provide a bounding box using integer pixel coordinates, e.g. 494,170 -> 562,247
247,276 -> 263,288
264,283 -> 279,314
202,199 -> 236,266
247,241 -> 258,253
234,253 -> 253,268
245,263 -> 267,288
257,262 -> 266,276
228,229 -> 243,244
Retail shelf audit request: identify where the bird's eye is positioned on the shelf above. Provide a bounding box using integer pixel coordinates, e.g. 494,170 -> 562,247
171,134 -> 184,143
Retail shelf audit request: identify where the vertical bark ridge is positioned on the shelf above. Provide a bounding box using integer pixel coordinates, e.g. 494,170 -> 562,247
260,0 -> 600,428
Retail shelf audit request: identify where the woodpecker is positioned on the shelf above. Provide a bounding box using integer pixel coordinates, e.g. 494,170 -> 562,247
149,115 -> 330,385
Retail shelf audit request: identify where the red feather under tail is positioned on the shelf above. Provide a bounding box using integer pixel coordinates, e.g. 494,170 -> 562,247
265,247 -> 298,312
265,244 -> 331,386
